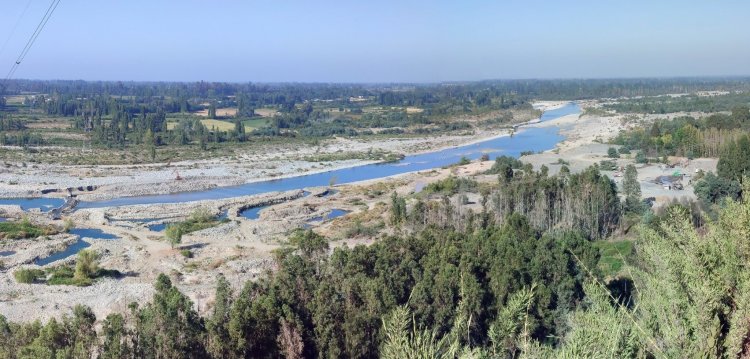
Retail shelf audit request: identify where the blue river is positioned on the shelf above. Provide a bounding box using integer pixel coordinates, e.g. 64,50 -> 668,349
63,102 -> 579,209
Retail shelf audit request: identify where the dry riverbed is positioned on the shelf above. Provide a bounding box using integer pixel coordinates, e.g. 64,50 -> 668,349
0,100 -> 720,322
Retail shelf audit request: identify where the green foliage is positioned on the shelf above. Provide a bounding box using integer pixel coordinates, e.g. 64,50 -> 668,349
486,155 -> 523,174
390,192 -> 407,225
132,274 -> 206,358
622,164 -> 643,213
100,313 -> 129,359
380,306 -> 450,359
634,151 -> 647,163
598,160 -> 617,171
607,147 -> 620,158
344,219 -> 383,238
12,164 -> 750,357
593,240 -> 634,276
165,225 -> 183,248
422,176 -> 477,195
455,156 -> 471,166
0,218 -> 58,239
75,249 -> 98,282
165,208 -> 222,248
14,268 -> 45,283
717,134 -> 750,182
694,172 -> 741,204
491,166 -> 621,239
206,274 -> 232,358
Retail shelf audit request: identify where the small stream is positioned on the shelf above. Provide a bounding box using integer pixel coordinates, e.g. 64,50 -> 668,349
34,228 -> 119,266
0,198 -> 64,212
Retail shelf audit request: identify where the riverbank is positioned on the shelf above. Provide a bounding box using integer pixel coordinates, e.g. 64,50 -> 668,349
0,128 -> 529,202
0,101 -> 574,322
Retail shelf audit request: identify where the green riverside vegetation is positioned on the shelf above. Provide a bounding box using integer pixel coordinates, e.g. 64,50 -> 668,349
0,218 -> 57,240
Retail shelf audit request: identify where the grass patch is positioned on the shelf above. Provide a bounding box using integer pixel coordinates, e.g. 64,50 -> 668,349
0,219 -> 58,239
165,208 -> 228,247
344,220 -> 383,238
594,240 -> 634,276
15,249 -> 120,286
168,208 -> 226,235
45,265 -> 122,286
242,118 -> 269,129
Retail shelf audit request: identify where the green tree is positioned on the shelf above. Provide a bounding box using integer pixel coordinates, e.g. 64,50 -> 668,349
717,134 -> 750,182
622,164 -> 642,213
635,151 -> 647,163
133,274 -> 205,358
694,172 -> 741,204
206,275 -> 233,358
390,192 -> 407,225
165,225 -> 183,248
74,249 -> 99,282
100,313 -> 129,359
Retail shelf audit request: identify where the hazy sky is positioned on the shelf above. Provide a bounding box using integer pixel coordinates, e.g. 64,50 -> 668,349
0,0 -> 748,82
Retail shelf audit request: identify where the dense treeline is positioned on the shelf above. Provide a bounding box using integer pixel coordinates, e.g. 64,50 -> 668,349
613,106 -> 750,158
603,91 -> 750,114
3,78 -> 749,152
5,77 -> 749,102
612,105 -> 750,205
5,167 -> 750,357
5,186 -> 750,357
0,219 -> 598,358
400,163 -> 620,239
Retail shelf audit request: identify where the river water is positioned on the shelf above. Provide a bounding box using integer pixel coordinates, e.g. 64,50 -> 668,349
44,102 -> 578,209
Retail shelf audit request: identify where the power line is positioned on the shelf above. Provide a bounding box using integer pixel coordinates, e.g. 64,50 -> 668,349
0,0 -> 34,60
4,0 -> 61,81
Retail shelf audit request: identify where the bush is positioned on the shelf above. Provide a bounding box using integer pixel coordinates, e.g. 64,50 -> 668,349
607,147 -> 620,158
423,176 -> 477,195
0,218 -> 58,239
487,156 -> 523,174
456,156 -> 471,166
180,249 -> 193,258
164,207 -> 223,248
344,220 -> 382,238
599,160 -> 618,171
635,152 -> 647,163
694,172 -> 741,204
14,268 -> 45,283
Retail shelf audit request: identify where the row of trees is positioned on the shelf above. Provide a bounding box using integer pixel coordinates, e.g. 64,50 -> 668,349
0,218 -> 599,358
7,190 -> 750,357
613,107 -> 750,158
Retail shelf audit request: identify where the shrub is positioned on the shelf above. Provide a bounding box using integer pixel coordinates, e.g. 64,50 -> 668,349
14,268 -> 45,283
0,218 -> 58,239
599,160 -> 617,171
180,249 -> 193,258
75,250 -> 99,281
487,156 -> 523,174
456,156 -> 471,166
607,147 -> 620,158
